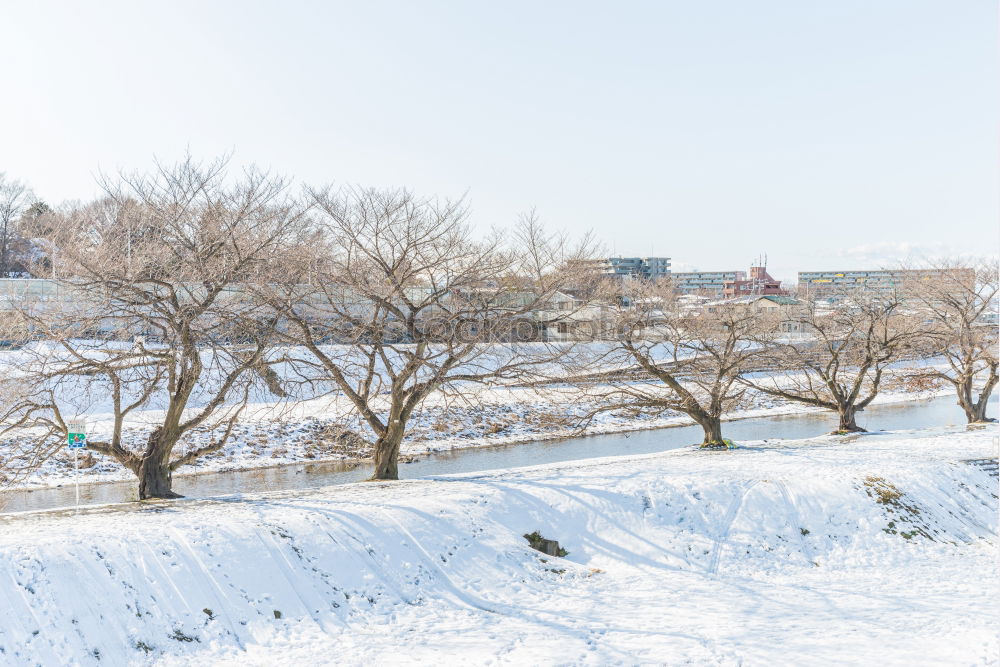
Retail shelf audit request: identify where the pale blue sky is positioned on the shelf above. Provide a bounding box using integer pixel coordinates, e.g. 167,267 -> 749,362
2,0 -> 996,280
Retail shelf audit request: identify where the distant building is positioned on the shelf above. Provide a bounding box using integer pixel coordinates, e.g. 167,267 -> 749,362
603,257 -> 671,280
706,294 -> 805,332
722,265 -> 787,298
669,271 -> 744,296
797,268 -> 975,293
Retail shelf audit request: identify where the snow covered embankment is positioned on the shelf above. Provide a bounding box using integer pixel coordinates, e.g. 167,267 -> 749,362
0,427 -> 996,665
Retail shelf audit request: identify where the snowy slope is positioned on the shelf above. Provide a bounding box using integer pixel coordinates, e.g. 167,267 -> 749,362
0,426 -> 996,665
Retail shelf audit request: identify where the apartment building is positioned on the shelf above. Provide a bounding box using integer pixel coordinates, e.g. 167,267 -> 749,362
604,257 -> 671,280
797,268 -> 975,293
668,270 -> 745,295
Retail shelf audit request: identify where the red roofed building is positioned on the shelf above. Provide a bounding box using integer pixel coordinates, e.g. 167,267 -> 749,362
722,265 -> 788,298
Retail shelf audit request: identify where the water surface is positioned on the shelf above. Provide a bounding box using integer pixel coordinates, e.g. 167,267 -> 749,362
3,394 -> 994,514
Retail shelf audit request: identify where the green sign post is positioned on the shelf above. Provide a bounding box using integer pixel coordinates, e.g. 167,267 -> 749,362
66,420 -> 87,510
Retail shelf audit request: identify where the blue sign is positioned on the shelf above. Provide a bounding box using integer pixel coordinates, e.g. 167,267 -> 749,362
67,433 -> 87,449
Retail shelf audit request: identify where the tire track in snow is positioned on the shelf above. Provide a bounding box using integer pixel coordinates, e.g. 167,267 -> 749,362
57,543 -> 141,662
252,525 -> 342,632
771,480 -> 817,567
166,527 -> 247,649
706,480 -> 759,576
332,508 -> 692,654
376,507 -> 503,614
133,534 -> 202,620
371,507 -> 687,663
300,506 -> 424,607
0,558 -> 63,666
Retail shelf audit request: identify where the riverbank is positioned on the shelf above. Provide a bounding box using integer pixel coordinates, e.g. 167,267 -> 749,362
5,381 -> 958,491
7,393 -> 991,514
1,425 -> 995,664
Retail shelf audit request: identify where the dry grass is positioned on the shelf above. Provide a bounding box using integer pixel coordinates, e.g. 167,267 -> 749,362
863,476 -> 903,505
862,475 -> 934,541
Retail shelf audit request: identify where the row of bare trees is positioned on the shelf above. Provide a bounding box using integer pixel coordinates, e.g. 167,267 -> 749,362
573,272 -> 993,444
0,158 -> 599,498
0,158 -> 995,501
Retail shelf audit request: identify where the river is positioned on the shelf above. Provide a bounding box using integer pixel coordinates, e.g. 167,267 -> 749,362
3,393 -> 996,514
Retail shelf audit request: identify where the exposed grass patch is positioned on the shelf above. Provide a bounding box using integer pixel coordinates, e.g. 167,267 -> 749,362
864,476 -> 903,505
863,476 -> 934,541
169,629 -> 199,643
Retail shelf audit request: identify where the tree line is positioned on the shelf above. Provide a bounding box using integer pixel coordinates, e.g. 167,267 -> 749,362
0,158 -> 995,501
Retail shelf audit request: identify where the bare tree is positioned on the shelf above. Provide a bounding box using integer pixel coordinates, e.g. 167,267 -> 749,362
742,289 -> 918,433
16,156 -> 309,498
0,173 -> 34,277
573,281 -> 774,447
0,359 -> 66,506
267,187 -> 596,480
904,260 -> 997,423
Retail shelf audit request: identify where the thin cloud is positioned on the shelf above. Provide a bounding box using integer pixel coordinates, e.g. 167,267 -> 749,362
829,241 -> 994,269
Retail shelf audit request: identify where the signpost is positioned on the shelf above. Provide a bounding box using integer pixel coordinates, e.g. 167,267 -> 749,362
67,419 -> 87,510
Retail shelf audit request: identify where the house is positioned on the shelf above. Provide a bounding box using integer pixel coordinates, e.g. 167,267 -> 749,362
534,290 -> 616,341
706,294 -> 805,332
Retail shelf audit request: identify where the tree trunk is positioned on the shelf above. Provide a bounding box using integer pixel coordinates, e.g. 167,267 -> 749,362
254,360 -> 288,397
967,398 -> 994,424
137,429 -> 183,499
958,376 -> 996,424
698,415 -> 725,447
0,223 -> 8,278
836,405 -> 866,433
371,429 -> 403,480
957,377 -> 976,424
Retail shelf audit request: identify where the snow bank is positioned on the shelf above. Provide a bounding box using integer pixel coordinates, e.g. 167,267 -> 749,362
0,426 -> 996,665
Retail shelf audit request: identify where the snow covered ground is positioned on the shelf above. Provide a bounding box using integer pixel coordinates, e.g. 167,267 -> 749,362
1,425 -> 996,665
